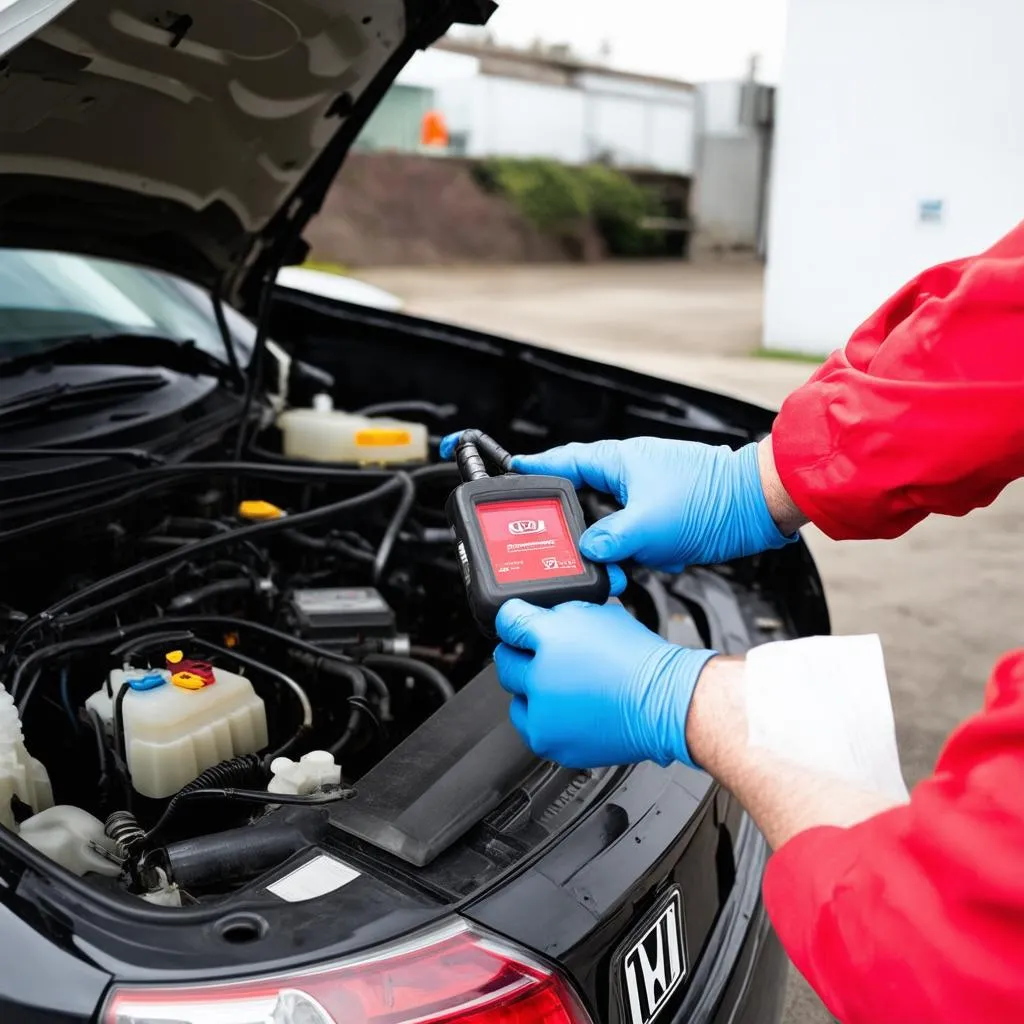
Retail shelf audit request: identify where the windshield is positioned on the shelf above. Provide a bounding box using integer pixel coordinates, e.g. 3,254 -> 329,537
0,249 -> 256,363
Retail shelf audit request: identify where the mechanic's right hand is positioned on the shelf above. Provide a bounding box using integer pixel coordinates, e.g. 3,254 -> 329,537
513,439 -> 795,571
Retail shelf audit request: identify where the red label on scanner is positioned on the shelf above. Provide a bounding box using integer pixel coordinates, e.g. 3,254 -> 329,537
475,498 -> 584,584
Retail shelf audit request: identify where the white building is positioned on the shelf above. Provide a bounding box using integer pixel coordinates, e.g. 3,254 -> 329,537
764,0 -> 1024,354
399,39 -> 697,178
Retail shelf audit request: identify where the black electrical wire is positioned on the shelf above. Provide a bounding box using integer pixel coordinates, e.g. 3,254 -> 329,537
0,447 -> 163,466
453,429 -> 514,482
2,474 -> 404,671
86,707 -> 109,793
352,400 -> 458,419
0,456 -> 401,542
112,682 -> 133,799
284,528 -> 374,564
362,653 -> 456,704
373,471 -> 414,583
187,637 -> 312,759
12,627 -> 140,709
57,565 -> 192,631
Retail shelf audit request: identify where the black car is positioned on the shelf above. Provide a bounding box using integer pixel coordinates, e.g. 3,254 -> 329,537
0,2 -> 829,1022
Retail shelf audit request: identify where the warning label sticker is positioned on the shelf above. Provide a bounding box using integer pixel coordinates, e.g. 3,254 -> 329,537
475,498 -> 584,584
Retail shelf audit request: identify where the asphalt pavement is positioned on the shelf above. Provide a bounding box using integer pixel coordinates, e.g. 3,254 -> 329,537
362,259 -> 1024,1024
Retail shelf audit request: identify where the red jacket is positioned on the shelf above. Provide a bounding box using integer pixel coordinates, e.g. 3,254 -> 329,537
766,220 -> 1024,1023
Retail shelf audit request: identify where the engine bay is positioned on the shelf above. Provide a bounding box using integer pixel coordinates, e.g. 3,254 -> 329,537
0,436 -> 521,905
0,387 -> 798,912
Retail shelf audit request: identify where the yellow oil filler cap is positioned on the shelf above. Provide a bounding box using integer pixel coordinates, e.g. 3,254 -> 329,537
238,500 -> 285,521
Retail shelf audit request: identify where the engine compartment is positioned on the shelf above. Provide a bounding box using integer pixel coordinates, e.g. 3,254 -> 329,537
0,376 -> 813,915
0,442 -> 520,904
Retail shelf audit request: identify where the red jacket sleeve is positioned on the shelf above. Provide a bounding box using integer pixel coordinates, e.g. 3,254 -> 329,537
772,220 -> 1024,540
762,649 -> 1024,1024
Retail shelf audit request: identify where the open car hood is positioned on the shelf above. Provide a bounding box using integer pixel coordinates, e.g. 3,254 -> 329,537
0,0 -> 493,305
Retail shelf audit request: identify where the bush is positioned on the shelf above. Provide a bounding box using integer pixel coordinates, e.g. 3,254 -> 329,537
578,164 -> 659,256
478,158 -> 590,235
476,158 -> 661,256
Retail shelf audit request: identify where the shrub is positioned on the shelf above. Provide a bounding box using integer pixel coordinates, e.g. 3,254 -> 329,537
476,158 -> 662,256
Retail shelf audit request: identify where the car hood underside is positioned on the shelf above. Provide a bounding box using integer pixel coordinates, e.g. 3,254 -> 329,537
0,0 -> 493,302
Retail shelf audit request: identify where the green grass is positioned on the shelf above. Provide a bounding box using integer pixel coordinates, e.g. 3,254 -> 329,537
751,346 -> 826,365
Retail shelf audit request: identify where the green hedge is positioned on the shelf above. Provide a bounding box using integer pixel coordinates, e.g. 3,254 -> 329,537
475,158 -> 662,256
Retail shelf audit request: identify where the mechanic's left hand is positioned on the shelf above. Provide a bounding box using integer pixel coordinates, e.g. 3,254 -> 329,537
494,599 -> 716,769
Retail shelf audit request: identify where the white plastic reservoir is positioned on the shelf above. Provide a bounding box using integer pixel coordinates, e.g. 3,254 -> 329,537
277,394 -> 427,465
86,665 -> 268,799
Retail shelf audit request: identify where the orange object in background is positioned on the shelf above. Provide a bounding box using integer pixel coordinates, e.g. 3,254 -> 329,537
420,109 -> 449,148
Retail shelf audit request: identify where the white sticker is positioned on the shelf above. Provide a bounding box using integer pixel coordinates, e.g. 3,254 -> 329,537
267,855 -> 361,903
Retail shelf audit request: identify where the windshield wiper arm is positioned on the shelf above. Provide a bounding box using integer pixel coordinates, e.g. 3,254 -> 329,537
0,332 -> 233,382
0,374 -> 168,425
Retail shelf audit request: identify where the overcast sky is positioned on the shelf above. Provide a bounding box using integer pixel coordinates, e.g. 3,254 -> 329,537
456,0 -> 789,83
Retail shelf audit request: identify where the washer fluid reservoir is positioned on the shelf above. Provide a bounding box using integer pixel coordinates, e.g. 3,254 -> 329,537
277,393 -> 427,465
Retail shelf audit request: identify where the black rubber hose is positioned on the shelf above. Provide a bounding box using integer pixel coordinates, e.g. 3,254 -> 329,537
159,821 -> 312,890
0,447 -> 161,466
289,649 -> 367,755
283,528 -> 374,564
373,471 -> 414,583
2,474 -> 404,670
0,458 -> 402,542
353,400 -> 458,419
168,578 -> 255,611
362,653 -> 456,704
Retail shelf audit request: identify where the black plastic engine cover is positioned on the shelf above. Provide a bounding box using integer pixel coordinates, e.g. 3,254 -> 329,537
330,663 -> 537,866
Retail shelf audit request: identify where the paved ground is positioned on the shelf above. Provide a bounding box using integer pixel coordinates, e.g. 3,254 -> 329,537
364,260 -> 1024,1024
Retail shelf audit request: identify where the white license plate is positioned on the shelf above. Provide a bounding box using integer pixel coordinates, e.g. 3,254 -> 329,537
620,889 -> 688,1024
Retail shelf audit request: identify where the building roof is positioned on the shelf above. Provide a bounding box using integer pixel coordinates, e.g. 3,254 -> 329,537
434,36 -> 697,93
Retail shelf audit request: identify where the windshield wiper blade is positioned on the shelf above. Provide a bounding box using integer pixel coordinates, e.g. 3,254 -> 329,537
0,332 -> 232,381
0,374 -> 168,424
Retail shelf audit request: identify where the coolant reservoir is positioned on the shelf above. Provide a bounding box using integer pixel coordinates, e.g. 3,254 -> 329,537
85,663 -> 268,799
277,393 -> 427,465
0,685 -> 53,831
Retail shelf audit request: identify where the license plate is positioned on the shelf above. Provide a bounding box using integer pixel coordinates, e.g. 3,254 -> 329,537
617,888 -> 688,1024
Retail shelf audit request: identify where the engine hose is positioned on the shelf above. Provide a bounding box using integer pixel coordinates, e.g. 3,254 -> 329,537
1,472 -> 405,671
353,399 -> 458,419
289,650 -> 368,755
168,577 -> 255,611
373,471 -> 414,583
362,653 -> 456,704
155,820 -> 317,891
143,753 -> 268,843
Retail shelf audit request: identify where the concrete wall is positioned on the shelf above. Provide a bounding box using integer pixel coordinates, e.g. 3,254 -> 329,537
693,135 -> 762,249
764,0 -> 1024,354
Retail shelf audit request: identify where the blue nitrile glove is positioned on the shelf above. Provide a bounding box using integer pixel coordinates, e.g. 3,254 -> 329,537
511,438 -> 795,572
494,599 -> 716,769
439,430 -> 628,595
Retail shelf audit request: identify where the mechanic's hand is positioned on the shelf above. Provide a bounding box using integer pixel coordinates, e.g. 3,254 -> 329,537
494,599 -> 716,769
511,438 -> 795,572
438,430 -> 627,595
